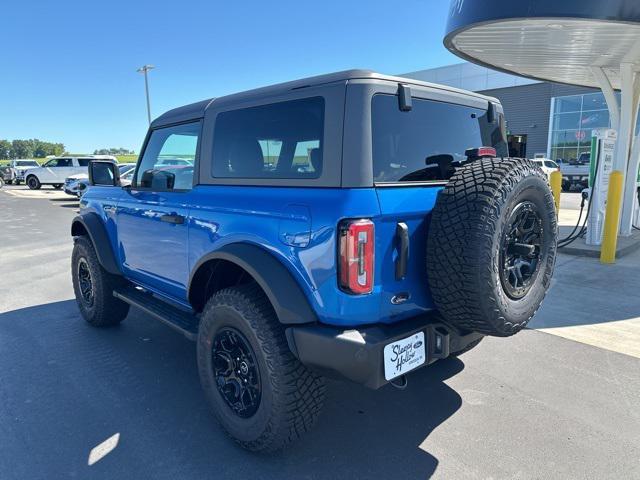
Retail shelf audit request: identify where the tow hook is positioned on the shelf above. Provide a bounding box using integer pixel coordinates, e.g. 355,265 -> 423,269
389,375 -> 408,390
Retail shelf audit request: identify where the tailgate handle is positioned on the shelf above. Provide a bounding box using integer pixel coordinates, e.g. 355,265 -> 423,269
395,222 -> 409,280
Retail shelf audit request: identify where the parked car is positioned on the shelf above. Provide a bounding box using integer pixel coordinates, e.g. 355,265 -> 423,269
531,157 -> 560,179
561,152 -> 590,191
64,163 -> 135,197
71,70 -> 557,452
1,159 -> 40,185
25,155 -> 116,190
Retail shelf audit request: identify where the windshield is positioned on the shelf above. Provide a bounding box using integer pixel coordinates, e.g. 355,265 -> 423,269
16,161 -> 39,167
577,152 -> 590,164
372,94 -> 508,183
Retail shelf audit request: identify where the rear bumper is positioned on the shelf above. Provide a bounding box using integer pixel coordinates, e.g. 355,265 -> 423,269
286,315 -> 483,389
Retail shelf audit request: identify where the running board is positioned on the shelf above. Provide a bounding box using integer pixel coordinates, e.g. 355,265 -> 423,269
113,286 -> 199,341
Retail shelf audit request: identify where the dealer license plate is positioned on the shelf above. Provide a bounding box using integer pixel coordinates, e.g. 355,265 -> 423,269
383,331 -> 426,381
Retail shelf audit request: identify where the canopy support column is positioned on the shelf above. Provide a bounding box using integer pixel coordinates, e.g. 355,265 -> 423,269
591,67 -> 620,129
618,63 -> 640,236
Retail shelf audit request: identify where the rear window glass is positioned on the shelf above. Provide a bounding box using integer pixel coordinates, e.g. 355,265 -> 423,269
372,94 -> 508,183
212,97 -> 324,179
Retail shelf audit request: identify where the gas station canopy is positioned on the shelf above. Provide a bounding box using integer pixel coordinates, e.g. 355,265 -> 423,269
444,0 -> 640,90
444,0 -> 640,238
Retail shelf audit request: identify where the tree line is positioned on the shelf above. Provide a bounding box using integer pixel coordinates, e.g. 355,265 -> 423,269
0,139 -> 65,160
93,148 -> 135,155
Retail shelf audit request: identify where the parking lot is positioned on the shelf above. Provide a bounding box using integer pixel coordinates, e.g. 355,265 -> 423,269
1,185 -> 639,480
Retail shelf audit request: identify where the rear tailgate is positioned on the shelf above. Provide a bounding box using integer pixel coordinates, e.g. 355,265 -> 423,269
374,186 -> 442,322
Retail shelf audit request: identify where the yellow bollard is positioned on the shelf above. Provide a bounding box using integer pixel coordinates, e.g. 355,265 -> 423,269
549,170 -> 562,216
600,170 -> 625,264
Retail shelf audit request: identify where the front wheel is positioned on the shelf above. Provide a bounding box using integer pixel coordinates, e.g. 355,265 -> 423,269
26,175 -> 41,190
197,283 -> 325,452
71,236 -> 129,327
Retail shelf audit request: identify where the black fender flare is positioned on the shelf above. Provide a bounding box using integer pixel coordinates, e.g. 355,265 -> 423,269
188,243 -> 317,325
71,213 -> 121,275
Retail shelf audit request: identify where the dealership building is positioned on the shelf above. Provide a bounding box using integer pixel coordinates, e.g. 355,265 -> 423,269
402,62 -> 622,162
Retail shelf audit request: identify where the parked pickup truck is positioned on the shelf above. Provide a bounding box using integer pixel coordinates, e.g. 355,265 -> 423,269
1,159 -> 40,185
71,70 -> 558,451
25,155 -> 116,190
561,152 -> 590,191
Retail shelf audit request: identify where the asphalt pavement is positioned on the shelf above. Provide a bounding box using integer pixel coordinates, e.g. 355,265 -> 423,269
1,188 -> 639,480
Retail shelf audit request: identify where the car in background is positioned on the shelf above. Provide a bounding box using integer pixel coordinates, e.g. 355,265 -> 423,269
560,152 -> 590,191
64,163 -> 135,197
25,155 -> 116,190
1,159 -> 41,185
531,157 -> 560,179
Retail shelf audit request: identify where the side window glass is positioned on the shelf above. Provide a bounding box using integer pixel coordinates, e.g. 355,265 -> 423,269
134,122 -> 200,191
293,140 -> 320,174
77,158 -> 91,167
212,97 -> 324,179
56,158 -> 72,167
258,140 -> 283,171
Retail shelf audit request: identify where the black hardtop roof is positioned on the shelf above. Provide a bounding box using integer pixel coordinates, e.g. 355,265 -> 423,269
151,69 -> 497,128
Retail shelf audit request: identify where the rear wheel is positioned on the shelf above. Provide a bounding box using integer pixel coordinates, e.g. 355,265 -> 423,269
6,180 -> 12,185
427,158 -> 557,337
71,236 -> 129,327
26,175 -> 41,190
197,283 -> 325,452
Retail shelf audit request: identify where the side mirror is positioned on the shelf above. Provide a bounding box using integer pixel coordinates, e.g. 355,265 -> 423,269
89,160 -> 121,187
140,169 -> 175,190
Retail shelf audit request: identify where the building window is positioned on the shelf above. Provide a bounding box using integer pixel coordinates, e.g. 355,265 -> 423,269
548,92 -> 617,163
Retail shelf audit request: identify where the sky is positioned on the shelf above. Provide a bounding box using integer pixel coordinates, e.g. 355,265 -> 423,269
1,0 -> 461,154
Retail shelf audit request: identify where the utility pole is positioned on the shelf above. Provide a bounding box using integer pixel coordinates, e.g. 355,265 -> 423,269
136,64 -> 155,125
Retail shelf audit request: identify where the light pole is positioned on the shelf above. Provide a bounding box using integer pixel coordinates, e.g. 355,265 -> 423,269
137,64 -> 155,125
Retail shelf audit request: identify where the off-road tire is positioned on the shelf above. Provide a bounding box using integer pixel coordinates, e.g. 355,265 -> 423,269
53,184 -> 63,189
26,175 -> 41,190
427,158 -> 557,337
197,283 -> 325,452
71,236 -> 129,327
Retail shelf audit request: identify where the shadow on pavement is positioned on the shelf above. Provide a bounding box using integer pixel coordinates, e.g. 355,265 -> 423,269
530,250 -> 640,329
0,300 -> 464,479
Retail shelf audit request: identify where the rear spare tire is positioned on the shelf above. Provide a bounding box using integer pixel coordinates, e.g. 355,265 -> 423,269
426,158 -> 557,337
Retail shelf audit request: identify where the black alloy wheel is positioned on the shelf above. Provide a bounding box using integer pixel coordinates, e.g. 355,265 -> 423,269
499,201 -> 543,300
212,327 -> 261,419
77,257 -> 94,307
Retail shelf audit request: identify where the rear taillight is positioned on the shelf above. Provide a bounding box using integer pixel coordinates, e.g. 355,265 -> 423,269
338,219 -> 374,294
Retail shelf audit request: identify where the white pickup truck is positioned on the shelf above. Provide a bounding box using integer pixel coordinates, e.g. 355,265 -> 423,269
25,156 -> 116,190
560,152 -> 590,191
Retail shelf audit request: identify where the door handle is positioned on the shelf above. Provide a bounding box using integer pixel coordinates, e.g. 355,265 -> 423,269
395,222 -> 409,280
160,213 -> 185,225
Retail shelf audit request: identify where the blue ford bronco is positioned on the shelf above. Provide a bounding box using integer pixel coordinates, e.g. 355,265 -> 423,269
71,70 -> 557,451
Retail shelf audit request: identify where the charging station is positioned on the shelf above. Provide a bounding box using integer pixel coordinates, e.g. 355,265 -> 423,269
586,129 -> 617,245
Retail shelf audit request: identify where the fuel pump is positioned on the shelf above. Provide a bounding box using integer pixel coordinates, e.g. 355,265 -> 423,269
586,128 -> 617,245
